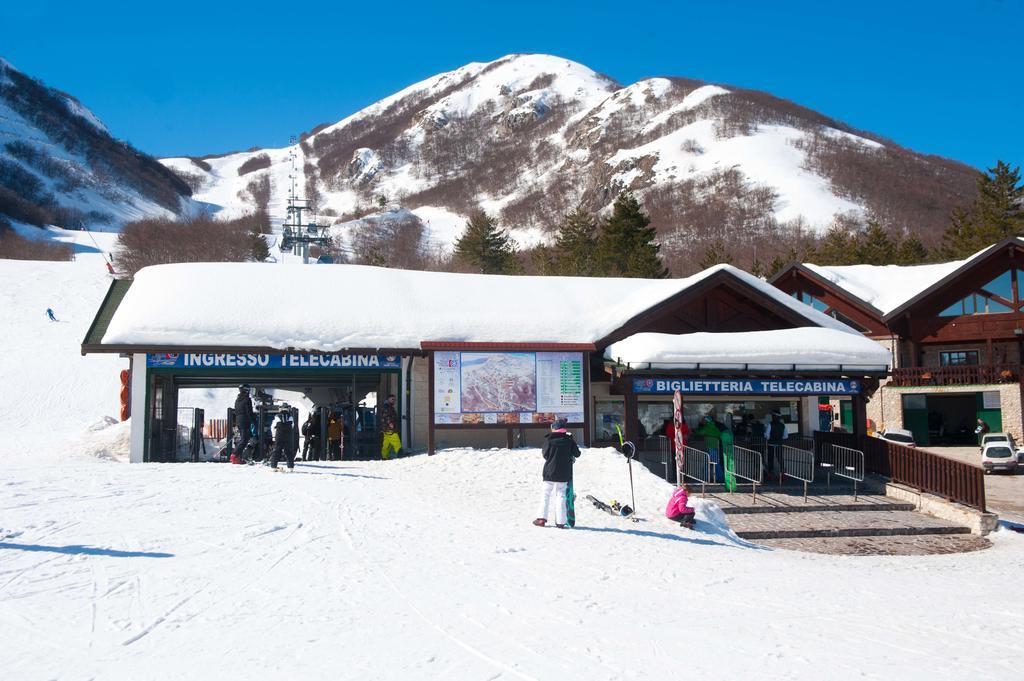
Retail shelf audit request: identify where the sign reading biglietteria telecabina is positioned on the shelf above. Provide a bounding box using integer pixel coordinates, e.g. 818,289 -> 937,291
632,378 -> 861,395
146,353 -> 402,370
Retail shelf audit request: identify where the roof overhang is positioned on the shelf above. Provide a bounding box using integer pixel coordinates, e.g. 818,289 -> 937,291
769,263 -> 886,321
882,237 -> 1024,322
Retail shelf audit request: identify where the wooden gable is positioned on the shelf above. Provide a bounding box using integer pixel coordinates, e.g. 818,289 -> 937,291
770,265 -> 888,337
596,269 -> 820,349
887,240 -> 1024,343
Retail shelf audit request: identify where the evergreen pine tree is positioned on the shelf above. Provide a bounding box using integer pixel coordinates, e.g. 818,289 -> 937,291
595,192 -> 668,278
247,224 -> 270,262
938,206 -> 978,260
974,160 -> 1024,241
453,210 -> 520,274
856,220 -> 897,265
698,238 -> 733,270
940,161 -> 1024,258
553,206 -> 599,276
895,233 -> 929,264
815,224 -> 861,265
750,258 -> 766,279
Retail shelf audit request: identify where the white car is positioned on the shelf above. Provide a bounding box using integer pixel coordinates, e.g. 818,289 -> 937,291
981,442 -> 1018,474
979,432 -> 1016,453
875,428 -> 916,448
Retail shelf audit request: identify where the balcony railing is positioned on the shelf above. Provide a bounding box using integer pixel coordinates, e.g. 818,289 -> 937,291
891,363 -> 1019,387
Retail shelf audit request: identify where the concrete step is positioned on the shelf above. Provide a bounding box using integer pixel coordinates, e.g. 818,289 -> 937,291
707,492 -> 915,515
754,534 -> 991,556
728,509 -> 973,540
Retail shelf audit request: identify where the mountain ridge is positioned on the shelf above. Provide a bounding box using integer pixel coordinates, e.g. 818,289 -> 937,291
160,53 -> 976,269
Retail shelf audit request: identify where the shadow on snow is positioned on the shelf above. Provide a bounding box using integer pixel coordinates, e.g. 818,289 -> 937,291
0,542 -> 174,558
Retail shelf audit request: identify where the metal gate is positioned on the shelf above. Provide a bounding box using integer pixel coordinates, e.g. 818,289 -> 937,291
775,443 -> 815,501
681,445 -> 716,496
731,445 -> 764,502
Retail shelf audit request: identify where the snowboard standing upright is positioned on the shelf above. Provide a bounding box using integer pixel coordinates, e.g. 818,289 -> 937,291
565,473 -> 576,527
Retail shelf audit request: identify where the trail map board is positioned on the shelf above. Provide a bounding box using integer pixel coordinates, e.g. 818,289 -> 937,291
433,351 -> 584,425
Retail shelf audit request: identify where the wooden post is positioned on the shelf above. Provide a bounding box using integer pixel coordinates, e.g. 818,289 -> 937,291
852,392 -> 868,440
427,350 -> 436,456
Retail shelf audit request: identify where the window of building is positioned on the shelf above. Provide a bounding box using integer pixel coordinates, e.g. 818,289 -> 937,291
796,291 -> 828,312
981,271 -> 1013,301
939,291 -> 1013,316
940,350 -> 979,366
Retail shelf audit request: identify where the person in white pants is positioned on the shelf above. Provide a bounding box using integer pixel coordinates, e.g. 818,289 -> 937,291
536,480 -> 568,527
534,418 -> 581,528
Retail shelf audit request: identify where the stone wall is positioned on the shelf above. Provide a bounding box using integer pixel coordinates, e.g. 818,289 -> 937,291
867,380 -> 1023,441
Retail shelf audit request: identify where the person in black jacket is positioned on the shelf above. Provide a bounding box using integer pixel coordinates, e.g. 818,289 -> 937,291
270,413 -> 296,470
534,418 -> 581,528
232,385 -> 255,464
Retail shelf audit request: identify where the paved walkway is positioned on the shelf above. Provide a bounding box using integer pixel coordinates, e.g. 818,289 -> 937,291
705,481 -> 984,555
755,535 -> 992,556
920,446 -> 1024,523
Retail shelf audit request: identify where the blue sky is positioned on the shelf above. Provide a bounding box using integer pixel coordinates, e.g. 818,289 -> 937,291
2,0 -> 1020,169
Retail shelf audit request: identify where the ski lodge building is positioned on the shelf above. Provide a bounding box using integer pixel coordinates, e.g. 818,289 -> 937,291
81,262 -> 890,462
770,237 -> 1024,446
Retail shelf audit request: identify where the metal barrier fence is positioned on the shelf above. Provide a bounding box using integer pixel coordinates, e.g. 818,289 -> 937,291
814,431 -> 986,512
830,444 -> 865,500
731,445 -> 764,503
776,443 -> 815,501
682,445 -> 716,496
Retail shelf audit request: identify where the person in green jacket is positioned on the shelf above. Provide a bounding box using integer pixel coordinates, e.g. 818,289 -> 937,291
695,415 -> 722,481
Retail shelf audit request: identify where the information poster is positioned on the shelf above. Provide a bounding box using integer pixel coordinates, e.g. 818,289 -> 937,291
433,351 -> 584,425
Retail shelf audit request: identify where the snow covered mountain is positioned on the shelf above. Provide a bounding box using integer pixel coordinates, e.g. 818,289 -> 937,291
0,58 -> 192,231
162,54 -> 977,256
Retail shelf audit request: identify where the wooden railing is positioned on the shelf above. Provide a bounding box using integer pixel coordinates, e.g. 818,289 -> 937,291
814,431 -> 986,512
890,363 -> 1019,387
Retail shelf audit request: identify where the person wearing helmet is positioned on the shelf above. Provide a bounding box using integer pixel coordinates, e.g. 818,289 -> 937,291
232,385 -> 255,464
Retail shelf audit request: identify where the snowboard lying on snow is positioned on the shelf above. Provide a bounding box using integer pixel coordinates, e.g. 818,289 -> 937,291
586,495 -> 642,522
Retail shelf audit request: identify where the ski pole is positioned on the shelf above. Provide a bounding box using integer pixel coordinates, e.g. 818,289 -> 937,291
623,439 -> 637,517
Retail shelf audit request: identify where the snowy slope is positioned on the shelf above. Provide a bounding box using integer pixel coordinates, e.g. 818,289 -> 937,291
0,245 -> 126,455
0,58 -> 192,230
162,53 -> 975,253
1,443 -> 1022,680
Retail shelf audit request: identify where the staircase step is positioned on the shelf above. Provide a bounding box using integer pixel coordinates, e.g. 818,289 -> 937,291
728,509 -> 973,540
722,502 -> 916,514
707,492 -> 914,514
754,534 -> 991,556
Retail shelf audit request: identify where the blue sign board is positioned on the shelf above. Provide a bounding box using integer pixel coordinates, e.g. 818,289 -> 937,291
147,353 -> 402,370
632,377 -> 861,395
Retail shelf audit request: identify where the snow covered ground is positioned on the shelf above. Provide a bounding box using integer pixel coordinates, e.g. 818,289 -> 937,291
2,253 -> 1023,680
2,442 -> 1022,681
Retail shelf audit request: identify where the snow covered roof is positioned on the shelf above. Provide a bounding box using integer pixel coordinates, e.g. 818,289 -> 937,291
97,262 -> 857,352
795,238 -> 1024,318
605,328 -> 891,371
802,261 -> 965,316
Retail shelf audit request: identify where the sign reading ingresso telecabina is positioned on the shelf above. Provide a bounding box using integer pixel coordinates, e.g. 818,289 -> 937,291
146,353 -> 402,370
632,378 -> 861,395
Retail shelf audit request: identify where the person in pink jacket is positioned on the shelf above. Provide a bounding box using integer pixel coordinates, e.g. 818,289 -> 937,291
665,484 -> 696,529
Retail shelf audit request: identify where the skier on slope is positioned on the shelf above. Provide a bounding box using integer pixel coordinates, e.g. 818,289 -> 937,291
232,385 -> 255,464
270,412 -> 297,470
533,418 -> 581,529
46,308 -> 58,322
